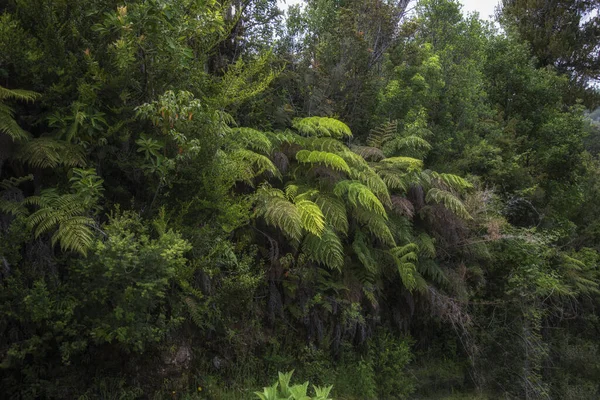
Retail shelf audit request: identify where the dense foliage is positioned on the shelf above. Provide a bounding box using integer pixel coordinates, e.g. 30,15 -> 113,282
1,0 -> 599,398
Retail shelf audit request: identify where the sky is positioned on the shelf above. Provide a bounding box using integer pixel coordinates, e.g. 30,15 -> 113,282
276,0 -> 501,21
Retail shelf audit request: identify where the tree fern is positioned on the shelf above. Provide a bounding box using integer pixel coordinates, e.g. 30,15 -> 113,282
292,116 -> 352,138
302,227 -> 344,271
334,180 -> 387,217
425,187 -> 472,219
296,150 -> 351,174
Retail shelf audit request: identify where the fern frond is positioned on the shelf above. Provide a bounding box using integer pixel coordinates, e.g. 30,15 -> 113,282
416,232 -> 436,258
314,194 -> 349,235
367,120 -> 397,149
51,216 -> 95,255
16,138 -> 86,168
334,180 -> 387,217
0,86 -> 39,102
296,150 -> 351,174
352,231 -> 378,279
425,188 -> 471,219
230,127 -> 273,154
304,137 -> 347,153
354,208 -> 395,247
349,168 -> 391,207
351,145 -> 386,161
386,135 -> 432,154
256,190 -> 303,242
380,156 -> 424,171
417,259 -> 448,286
230,149 -> 280,182
430,172 -> 473,192
292,117 -> 352,138
302,227 -> 344,271
388,244 -> 419,291
295,199 -> 325,237
376,168 -> 410,192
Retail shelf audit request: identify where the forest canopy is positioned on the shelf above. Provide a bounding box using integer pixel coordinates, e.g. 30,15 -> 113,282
1,0 -> 600,398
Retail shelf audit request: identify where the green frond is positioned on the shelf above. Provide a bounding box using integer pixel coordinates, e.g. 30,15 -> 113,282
0,106 -> 30,141
354,207 -> 396,247
0,85 -> 39,141
386,135 -> 432,153
230,149 -> 280,182
367,120 -> 397,149
296,150 -> 351,174
351,145 -> 386,161
230,127 -> 273,154
376,168 -> 410,192
314,194 -> 349,235
349,168 -> 391,207
417,259 -> 448,286
430,171 -> 473,192
0,85 -> 40,102
334,180 -> 387,217
16,138 -> 86,168
292,116 -> 352,138
352,231 -> 378,278
0,199 -> 28,217
380,156 -> 424,171
51,216 -> 95,255
304,137 -> 347,153
339,149 -> 371,170
295,199 -> 325,237
302,227 -> 344,271
416,232 -> 436,258
425,188 -> 472,219
256,192 -> 303,242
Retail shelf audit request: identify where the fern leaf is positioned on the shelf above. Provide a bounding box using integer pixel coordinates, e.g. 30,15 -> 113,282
431,172 -> 473,192
302,227 -> 344,271
425,188 -> 471,219
334,180 -> 386,217
354,208 -> 396,247
230,149 -> 280,182
16,138 -> 86,168
349,168 -> 391,207
296,150 -> 351,174
295,199 -> 325,237
367,120 -> 397,149
230,127 -> 273,154
292,116 -> 352,138
256,189 -> 303,241
314,194 -> 349,235
380,156 -> 424,171
351,145 -> 386,161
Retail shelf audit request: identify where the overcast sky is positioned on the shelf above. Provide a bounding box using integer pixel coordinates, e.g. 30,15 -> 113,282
277,0 -> 501,21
